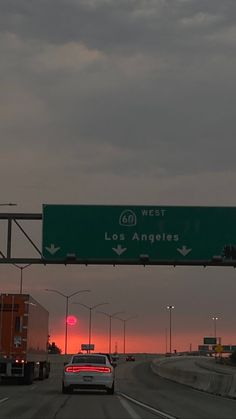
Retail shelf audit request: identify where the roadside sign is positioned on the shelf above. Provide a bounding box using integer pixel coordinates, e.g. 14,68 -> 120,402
198,345 -> 209,351
215,344 -> 223,353
81,344 -> 95,351
222,345 -> 231,352
42,205 -> 236,264
203,337 -> 217,345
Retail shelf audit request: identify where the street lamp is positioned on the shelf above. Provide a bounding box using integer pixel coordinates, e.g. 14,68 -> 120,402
97,311 -> 125,354
45,288 -> 91,354
167,305 -> 175,354
212,316 -> 219,340
117,316 -> 137,355
73,302 -> 109,353
13,264 -> 31,294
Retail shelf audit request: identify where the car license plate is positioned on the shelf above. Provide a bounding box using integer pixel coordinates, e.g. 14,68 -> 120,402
83,376 -> 93,382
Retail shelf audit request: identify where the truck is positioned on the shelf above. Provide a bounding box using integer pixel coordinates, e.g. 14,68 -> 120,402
0,293 -> 50,384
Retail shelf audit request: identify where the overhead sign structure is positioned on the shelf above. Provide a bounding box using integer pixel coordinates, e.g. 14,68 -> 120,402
199,344 -> 236,353
42,205 -> 236,265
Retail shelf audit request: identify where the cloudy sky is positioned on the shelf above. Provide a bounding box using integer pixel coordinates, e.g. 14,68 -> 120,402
1,0 -> 236,354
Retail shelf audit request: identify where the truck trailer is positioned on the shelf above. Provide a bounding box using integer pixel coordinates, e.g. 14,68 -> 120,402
0,293 -> 50,384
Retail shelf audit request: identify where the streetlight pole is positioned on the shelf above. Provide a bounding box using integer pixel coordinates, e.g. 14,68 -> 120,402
165,328 -> 168,353
117,316 -> 137,355
124,320 -> 126,354
13,264 -> 31,294
167,305 -> 175,354
212,316 -> 218,341
45,288 -> 91,355
97,311 -> 124,354
73,302 -> 109,353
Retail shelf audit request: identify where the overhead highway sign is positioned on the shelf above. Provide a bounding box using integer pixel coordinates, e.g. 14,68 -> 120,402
42,205 -> 236,265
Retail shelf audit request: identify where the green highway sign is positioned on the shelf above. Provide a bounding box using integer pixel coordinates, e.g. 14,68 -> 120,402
203,337 -> 217,345
198,345 -> 209,351
42,205 -> 236,265
222,345 -> 231,352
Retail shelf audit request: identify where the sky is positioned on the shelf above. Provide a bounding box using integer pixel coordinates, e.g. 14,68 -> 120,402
1,0 -> 236,354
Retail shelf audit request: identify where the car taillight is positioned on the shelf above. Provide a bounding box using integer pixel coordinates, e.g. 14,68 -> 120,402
65,365 -> 111,373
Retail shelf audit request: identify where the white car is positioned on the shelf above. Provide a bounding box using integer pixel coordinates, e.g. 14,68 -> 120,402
62,353 -> 115,394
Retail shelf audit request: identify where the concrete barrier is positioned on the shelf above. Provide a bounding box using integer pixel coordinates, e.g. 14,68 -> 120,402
151,356 -> 236,398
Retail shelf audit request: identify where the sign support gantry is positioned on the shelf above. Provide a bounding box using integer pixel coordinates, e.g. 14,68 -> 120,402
1,205 -> 236,266
0,212 -> 42,264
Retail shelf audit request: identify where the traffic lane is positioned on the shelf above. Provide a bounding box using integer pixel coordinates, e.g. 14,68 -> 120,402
0,387 -> 160,419
55,391 -> 161,419
0,370 -> 160,419
116,360 -> 236,419
0,359 -> 171,419
0,372 -> 64,419
0,366 -> 61,402
0,378 -> 41,399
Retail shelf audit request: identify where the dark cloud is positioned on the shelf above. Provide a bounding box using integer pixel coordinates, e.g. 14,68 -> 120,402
1,1 -> 236,352
1,0 -> 235,51
1,0 -> 236,178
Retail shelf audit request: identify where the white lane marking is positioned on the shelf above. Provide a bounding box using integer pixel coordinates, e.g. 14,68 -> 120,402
0,397 -> 9,404
119,392 -> 177,419
29,385 -> 37,390
117,395 -> 142,419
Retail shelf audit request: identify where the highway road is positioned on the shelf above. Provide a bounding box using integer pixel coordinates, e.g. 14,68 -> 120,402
1,356 -> 236,419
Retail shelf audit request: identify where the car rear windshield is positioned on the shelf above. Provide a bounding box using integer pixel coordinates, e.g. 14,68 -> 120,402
72,355 -> 106,364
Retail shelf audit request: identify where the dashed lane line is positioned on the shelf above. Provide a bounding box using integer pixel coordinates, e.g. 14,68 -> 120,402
117,395 -> 142,419
118,392 -> 177,419
0,397 -> 9,404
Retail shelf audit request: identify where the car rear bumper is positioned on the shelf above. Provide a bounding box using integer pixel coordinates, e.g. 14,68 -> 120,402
63,373 -> 114,389
66,383 -> 110,390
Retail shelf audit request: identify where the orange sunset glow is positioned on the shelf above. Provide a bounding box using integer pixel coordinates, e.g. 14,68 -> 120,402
50,330 -> 233,355
48,311 -> 236,355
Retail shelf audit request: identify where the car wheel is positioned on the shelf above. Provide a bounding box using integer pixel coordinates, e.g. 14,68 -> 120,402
62,382 -> 72,394
106,382 -> 114,395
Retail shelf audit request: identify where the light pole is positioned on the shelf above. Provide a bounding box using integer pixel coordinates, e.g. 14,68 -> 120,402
167,305 -> 175,354
73,302 -> 109,353
13,264 -> 31,294
97,311 -> 124,354
165,328 -> 168,353
212,316 -> 219,340
117,316 -> 137,355
45,288 -> 91,354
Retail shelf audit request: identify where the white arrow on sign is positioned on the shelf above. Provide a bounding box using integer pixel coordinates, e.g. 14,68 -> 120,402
177,245 -> 192,256
112,244 -> 127,256
45,243 -> 61,255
